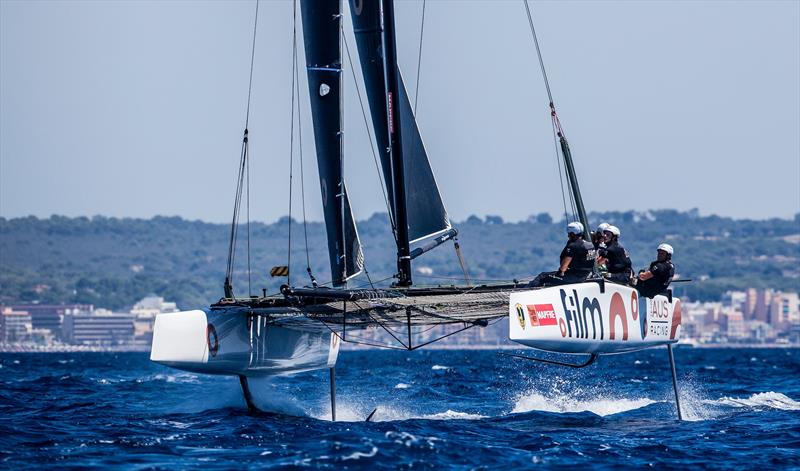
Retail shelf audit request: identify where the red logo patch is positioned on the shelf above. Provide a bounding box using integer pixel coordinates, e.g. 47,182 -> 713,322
527,304 -> 557,327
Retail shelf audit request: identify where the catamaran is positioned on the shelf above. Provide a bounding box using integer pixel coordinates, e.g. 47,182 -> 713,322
150,0 -> 685,420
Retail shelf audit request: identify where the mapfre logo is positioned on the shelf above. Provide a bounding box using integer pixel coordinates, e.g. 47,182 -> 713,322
515,303 -> 526,329
527,304 -> 557,327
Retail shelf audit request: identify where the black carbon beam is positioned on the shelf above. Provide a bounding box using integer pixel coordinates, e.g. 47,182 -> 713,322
238,375 -> 259,413
499,352 -> 598,368
329,367 -> 337,422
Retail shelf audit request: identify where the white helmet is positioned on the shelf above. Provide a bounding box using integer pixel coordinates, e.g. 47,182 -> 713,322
657,243 -> 674,255
596,222 -> 610,232
604,225 -> 620,237
567,221 -> 584,235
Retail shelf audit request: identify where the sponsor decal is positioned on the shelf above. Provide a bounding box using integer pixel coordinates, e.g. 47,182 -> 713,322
648,296 -> 672,338
559,289 -> 604,340
671,299 -> 682,340
527,304 -> 557,327
388,92 -> 394,133
515,303 -> 526,329
608,292 -> 628,341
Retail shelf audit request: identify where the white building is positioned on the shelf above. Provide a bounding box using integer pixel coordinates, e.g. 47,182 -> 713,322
62,309 -> 135,346
769,292 -> 799,328
1,307 -> 32,343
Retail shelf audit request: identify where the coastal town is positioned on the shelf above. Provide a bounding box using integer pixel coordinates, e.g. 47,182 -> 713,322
2,287 -> 798,351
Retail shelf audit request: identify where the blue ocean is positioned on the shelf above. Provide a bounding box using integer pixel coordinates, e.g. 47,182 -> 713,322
1,348 -> 798,469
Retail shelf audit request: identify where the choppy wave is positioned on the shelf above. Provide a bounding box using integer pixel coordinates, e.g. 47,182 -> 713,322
2,349 -> 799,468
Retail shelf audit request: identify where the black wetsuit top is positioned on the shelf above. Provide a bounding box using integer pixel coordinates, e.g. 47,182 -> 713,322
639,260 -> 674,297
561,238 -> 596,276
600,240 -> 632,275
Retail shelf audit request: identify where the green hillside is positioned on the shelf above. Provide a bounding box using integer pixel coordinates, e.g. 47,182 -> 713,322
1,210 -> 798,310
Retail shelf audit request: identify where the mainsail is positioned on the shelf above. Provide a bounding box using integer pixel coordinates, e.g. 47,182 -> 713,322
348,0 -> 451,243
300,0 -> 364,286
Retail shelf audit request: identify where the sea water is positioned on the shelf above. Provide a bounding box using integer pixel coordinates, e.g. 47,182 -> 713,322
1,348 -> 798,468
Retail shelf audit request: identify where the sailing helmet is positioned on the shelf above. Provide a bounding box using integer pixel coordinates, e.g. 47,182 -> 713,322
567,222 -> 584,235
657,243 -> 674,255
604,225 -> 620,237
596,222 -> 610,232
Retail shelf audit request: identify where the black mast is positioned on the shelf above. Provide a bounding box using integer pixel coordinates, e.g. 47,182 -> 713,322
381,0 -> 412,287
559,130 -> 589,239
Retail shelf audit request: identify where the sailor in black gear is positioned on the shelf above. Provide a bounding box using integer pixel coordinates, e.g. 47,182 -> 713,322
637,243 -> 675,298
529,221 -> 597,287
592,222 -> 610,250
597,225 -> 632,284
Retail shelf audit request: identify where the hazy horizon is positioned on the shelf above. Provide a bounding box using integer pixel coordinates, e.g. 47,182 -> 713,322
3,206 -> 798,225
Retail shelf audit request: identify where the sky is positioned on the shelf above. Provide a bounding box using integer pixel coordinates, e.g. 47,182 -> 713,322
1,0 -> 798,224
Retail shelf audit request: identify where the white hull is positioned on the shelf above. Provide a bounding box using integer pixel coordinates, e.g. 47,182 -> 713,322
509,282 -> 681,354
150,307 -> 340,377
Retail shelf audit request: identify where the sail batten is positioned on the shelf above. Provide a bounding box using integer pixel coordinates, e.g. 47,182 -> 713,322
301,0 -> 364,286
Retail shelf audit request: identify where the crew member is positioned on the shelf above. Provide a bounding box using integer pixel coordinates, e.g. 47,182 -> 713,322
637,243 -> 675,298
529,222 -> 597,287
598,225 -> 632,284
592,222 -> 610,249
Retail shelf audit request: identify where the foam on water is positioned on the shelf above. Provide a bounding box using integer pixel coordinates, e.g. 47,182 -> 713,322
138,373 -> 201,384
673,378 -> 799,421
341,446 -> 378,461
512,390 -> 657,416
310,400 -> 486,422
713,392 -> 800,411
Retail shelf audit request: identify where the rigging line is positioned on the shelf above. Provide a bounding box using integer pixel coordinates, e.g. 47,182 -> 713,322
295,31 -> 313,282
413,274 -> 525,283
226,137 -> 247,282
453,237 -> 471,286
287,0 -> 299,286
523,0 -> 553,105
244,0 -> 260,128
227,0 -> 259,295
551,118 -> 570,223
341,33 -> 396,234
523,0 -> 577,223
363,267 -> 376,289
413,0 -> 426,114
352,275 -> 395,290
246,137 -> 252,296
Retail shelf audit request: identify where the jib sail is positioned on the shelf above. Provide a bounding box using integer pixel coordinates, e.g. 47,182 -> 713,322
348,0 -> 451,243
